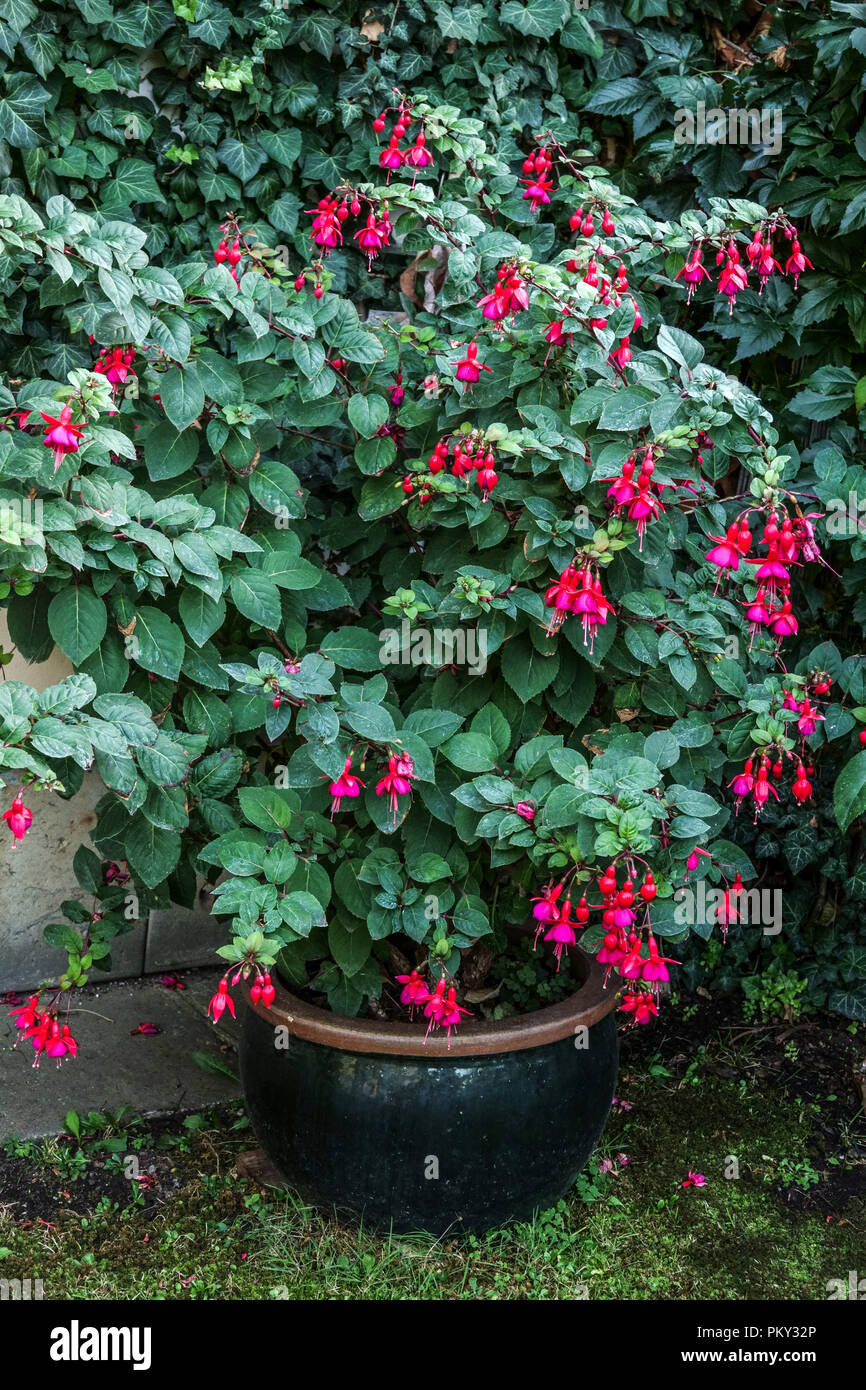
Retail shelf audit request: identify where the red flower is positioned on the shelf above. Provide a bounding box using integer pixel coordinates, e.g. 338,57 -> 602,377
207,979 -> 235,1024
2,793 -> 33,843
40,406 -> 83,473
452,340 -> 492,386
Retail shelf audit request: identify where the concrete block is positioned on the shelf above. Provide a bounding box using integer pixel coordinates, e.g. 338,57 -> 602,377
0,774 -> 145,992
144,885 -> 226,974
0,969 -> 240,1139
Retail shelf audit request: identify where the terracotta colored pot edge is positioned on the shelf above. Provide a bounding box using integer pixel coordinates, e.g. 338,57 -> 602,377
245,949 -> 622,1057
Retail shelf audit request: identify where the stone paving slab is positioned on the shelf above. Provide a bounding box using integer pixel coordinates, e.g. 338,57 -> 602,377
0,968 -> 241,1140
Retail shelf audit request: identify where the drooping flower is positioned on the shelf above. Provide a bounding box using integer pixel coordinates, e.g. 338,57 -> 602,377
354,211 -> 389,266
375,754 -> 414,820
40,405 -> 83,474
705,523 -> 744,581
796,699 -> 823,737
396,969 -> 431,1014
641,934 -> 680,987
439,985 -> 472,1040
619,990 -> 659,1026
717,256 -> 749,313
2,793 -> 33,843
328,756 -> 365,817
520,171 -> 554,213
8,994 -> 40,1031
728,759 -> 755,812
792,765 -> 812,803
752,764 -> 779,820
404,132 -> 433,171
452,340 -> 492,386
674,247 -> 711,301
544,900 -> 576,969
784,239 -> 813,289
207,978 -> 235,1024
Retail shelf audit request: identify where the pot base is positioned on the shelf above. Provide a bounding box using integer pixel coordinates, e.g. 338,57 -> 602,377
240,1006 -> 619,1235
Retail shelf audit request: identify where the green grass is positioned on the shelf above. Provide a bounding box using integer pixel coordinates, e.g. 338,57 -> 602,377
1,1051 -> 862,1300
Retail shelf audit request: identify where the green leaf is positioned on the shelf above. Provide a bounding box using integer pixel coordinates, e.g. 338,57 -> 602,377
159,366 -> 205,430
132,607 -> 185,680
125,815 -> 182,888
442,732 -> 499,773
144,422 -> 199,480
320,626 -> 383,672
327,917 -> 371,977
347,393 -> 389,438
230,569 -> 282,629
834,751 -> 866,832
48,589 -> 107,664
238,786 -> 295,832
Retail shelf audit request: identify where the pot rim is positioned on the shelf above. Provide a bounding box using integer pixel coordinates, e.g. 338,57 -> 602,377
245,949 -> 622,1057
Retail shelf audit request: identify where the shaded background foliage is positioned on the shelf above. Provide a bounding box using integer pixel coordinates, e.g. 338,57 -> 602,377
0,0 -> 864,1016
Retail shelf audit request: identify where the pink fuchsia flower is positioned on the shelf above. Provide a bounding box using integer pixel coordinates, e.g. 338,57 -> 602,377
308,197 -> 344,253
376,754 -> 414,820
752,765 -> 779,820
404,132 -> 433,169
609,336 -> 632,371
40,405 -> 83,473
43,1017 -> 78,1066
705,523 -> 744,582
388,379 -> 404,407
674,247 -> 711,301
422,979 -> 471,1043
796,699 -> 823,737
545,319 -> 569,345
520,172 -> 554,213
328,756 -> 364,817
2,793 -> 33,843
716,257 -> 748,313
353,212 -> 389,266
597,1157 -> 616,1175
130,1021 -> 161,1036
756,245 -> 783,292
452,340 -> 492,386
159,972 -> 186,991
728,759 -> 755,813
616,1152 -> 631,1167
544,901 -> 576,969
8,994 -> 40,1031
743,588 -> 773,646
784,240 -> 813,289
396,969 -> 431,1014
681,1170 -> 707,1188
626,475 -> 664,550
514,800 -> 535,822
770,599 -> 798,639
378,135 -> 404,173
641,934 -> 680,987
439,985 -> 471,1038
95,346 -> 134,385
618,990 -> 659,1026
685,845 -> 711,873
532,880 -> 564,926
611,1096 -> 633,1111
792,765 -> 812,803
207,978 -> 235,1024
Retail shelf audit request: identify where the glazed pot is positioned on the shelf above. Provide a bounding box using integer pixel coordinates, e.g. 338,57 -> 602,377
240,951 -> 620,1234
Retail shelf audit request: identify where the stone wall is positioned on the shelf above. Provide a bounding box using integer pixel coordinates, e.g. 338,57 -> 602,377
0,617 -> 223,990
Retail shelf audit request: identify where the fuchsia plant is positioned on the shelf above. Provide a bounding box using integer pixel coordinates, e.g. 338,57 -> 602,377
7,94 -> 861,1063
